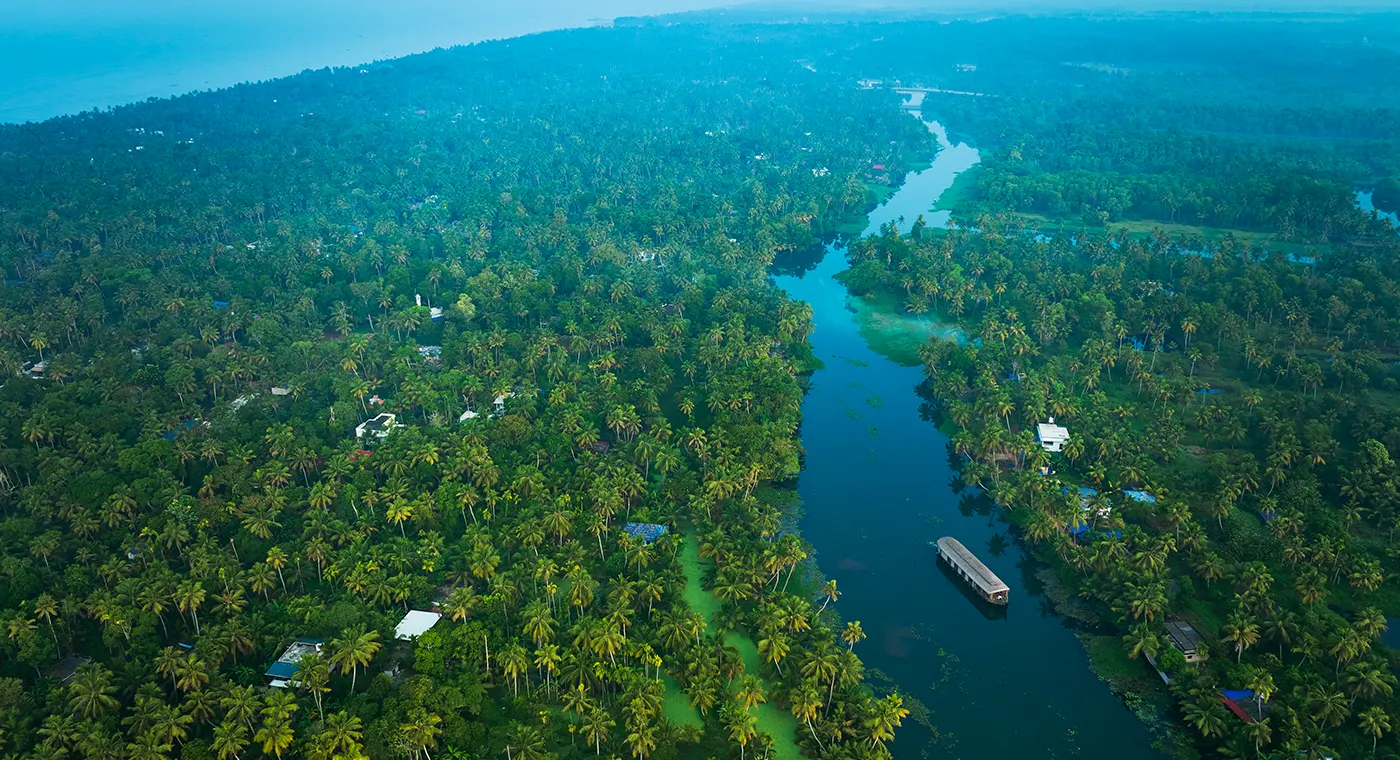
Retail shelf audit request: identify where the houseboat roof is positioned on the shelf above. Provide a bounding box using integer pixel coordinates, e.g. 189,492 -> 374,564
936,537 -> 1009,597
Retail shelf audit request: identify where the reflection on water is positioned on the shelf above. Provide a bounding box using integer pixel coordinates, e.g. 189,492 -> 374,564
1358,190 -> 1400,229
865,114 -> 979,234
776,114 -> 1166,759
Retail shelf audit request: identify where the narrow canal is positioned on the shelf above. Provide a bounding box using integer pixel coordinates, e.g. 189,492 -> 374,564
775,114 -> 1169,759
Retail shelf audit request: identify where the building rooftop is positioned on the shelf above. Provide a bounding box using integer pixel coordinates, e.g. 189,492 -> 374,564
356,413 -> 399,439
44,655 -> 91,684
395,610 -> 442,641
1036,420 -> 1070,443
1164,620 -> 1204,653
266,638 -> 324,680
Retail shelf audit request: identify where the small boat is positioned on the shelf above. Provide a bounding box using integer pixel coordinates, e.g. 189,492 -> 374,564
933,537 -> 1009,605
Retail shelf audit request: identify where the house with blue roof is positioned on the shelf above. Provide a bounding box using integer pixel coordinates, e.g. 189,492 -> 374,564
266,638 -> 324,687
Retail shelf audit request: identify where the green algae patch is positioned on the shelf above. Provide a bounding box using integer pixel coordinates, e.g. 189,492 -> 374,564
848,290 -> 967,367
662,674 -> 705,730
678,532 -> 803,760
679,532 -> 721,625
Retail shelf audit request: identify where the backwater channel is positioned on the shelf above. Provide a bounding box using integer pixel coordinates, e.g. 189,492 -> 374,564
774,112 -> 1170,759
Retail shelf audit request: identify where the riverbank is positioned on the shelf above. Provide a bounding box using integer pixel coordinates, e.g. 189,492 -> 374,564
775,110 -> 1172,759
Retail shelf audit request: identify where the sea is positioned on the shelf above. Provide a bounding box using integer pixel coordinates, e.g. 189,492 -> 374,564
0,0 -> 733,124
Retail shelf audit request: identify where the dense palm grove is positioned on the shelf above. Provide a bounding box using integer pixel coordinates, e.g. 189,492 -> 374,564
0,24 -> 933,760
836,14 -> 1400,760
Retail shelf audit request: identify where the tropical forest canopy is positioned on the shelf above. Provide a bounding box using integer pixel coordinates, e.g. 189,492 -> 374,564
1,10 -> 1400,760
0,21 -> 929,760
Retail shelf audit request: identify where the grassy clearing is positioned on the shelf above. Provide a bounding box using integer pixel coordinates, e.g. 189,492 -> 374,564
1012,213 -> 1326,256
1084,635 -> 1161,695
933,165 -> 981,212
867,183 -> 899,207
679,531 -> 721,624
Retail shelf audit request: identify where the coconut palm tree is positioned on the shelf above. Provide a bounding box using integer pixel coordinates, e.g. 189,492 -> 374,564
212,721 -> 249,760
254,719 -> 294,759
399,708 -> 442,760
220,685 -> 261,728
1359,706 -> 1391,755
173,581 -> 205,635
1344,661 -> 1396,708
328,625 -> 381,693
1223,612 -> 1260,662
841,621 -> 866,651
734,675 -> 766,711
864,694 -> 909,750
1123,623 -> 1161,661
581,709 -> 614,756
504,723 -> 549,760
722,703 -> 758,760
68,663 -> 119,718
1243,717 -> 1272,757
1183,693 -> 1229,738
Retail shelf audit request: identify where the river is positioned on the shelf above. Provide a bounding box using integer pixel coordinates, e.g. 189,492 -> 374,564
1357,190 -> 1400,229
775,114 -> 1169,759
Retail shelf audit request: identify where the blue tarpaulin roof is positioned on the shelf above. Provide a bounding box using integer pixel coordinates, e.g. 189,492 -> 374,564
624,523 -> 668,543
1221,689 -> 1255,700
1068,523 -> 1121,539
1124,490 -> 1157,503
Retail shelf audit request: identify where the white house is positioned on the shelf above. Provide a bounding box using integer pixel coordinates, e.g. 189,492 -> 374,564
459,408 -> 479,423
491,393 -> 514,418
1036,417 -> 1070,453
356,413 -> 399,440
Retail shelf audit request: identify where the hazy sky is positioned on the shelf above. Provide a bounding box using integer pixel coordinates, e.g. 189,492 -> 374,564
0,0 -> 741,123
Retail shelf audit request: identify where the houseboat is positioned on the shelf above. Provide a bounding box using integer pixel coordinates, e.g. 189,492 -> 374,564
934,537 -> 1009,605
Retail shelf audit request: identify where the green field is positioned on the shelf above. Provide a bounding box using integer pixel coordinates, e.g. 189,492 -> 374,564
933,165 -> 981,213
1013,213 -> 1326,256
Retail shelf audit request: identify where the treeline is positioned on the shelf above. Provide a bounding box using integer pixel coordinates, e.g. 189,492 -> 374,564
0,21 -> 930,760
